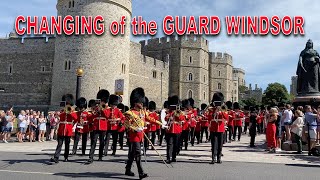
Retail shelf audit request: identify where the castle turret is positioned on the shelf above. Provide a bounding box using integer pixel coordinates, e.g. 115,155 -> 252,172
51,0 -> 132,105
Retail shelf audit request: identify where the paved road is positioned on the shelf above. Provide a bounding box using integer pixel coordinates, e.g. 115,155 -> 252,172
0,135 -> 320,179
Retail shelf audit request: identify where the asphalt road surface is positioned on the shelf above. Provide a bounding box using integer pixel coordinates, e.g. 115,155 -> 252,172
0,151 -> 319,180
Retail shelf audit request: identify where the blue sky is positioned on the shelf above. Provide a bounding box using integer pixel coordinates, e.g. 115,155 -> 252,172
1,0 -> 318,92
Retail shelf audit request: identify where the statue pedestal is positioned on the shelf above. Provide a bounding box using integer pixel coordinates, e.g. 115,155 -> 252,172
293,94 -> 320,107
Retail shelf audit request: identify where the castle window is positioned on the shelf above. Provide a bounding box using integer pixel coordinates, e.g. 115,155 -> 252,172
68,61 -> 71,70
203,75 -> 206,83
72,0 -> 75,7
188,73 -> 193,81
8,64 -> 13,74
69,1 -> 71,8
50,63 -> 54,68
203,92 -> 206,100
121,64 -> 126,74
188,90 -> 193,99
64,61 -> 71,71
189,56 -> 192,64
203,59 -> 205,66
154,58 -> 156,66
218,83 -> 222,90
152,71 -> 157,79
234,90 -> 237,94
218,71 -> 221,77
234,82 -> 237,86
41,66 -> 45,72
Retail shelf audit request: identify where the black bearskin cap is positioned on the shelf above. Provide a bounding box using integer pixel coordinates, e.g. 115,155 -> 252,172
260,105 -> 266,110
62,94 -> 74,106
143,97 -> 149,108
188,98 -> 195,107
117,103 -> 125,111
211,92 -> 224,106
225,101 -> 233,109
149,101 -> 156,110
163,101 -> 169,109
76,97 -> 87,109
109,95 -> 120,106
130,87 -> 145,107
201,103 -> 207,111
233,102 -> 240,110
250,106 -> 256,112
88,99 -> 96,108
244,106 -> 249,111
168,95 -> 180,106
96,89 -> 110,103
182,99 -> 190,108
124,106 -> 129,112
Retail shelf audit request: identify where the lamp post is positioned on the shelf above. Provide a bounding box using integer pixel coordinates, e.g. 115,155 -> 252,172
161,72 -> 163,105
76,67 -> 84,100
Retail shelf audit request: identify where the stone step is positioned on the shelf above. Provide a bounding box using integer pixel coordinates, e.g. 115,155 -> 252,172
282,142 -> 320,151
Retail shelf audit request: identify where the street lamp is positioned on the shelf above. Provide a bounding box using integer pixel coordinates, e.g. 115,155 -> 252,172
76,67 -> 84,100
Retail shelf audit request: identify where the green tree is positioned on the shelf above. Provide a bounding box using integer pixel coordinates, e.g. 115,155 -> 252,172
241,98 -> 258,107
238,85 -> 247,93
262,83 -> 289,106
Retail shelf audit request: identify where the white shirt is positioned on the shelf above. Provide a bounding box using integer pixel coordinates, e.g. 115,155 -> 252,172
160,109 -> 167,126
283,109 -> 293,123
291,117 -> 304,136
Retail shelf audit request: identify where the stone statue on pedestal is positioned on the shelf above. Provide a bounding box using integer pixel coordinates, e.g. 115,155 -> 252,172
296,39 -> 320,96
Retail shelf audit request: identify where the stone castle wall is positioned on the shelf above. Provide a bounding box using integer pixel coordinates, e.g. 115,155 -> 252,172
0,37 -> 55,110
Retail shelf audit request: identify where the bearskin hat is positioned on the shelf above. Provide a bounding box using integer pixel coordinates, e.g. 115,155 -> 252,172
62,94 -> 74,106
188,98 -> 195,108
96,89 -> 110,103
168,95 -> 180,106
88,99 -> 96,108
76,97 -> 87,109
250,106 -> 256,112
124,106 -> 129,112
201,103 -> 207,111
255,105 -> 260,111
117,103 -> 125,111
225,101 -> 233,110
244,105 -> 249,111
211,92 -> 224,106
233,102 -> 240,110
143,96 -> 149,108
149,101 -> 156,110
163,101 -> 169,109
260,105 -> 266,110
130,87 -> 145,107
109,94 -> 120,106
182,99 -> 190,108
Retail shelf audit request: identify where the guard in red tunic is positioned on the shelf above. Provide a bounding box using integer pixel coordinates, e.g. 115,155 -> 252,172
148,101 -> 159,149
194,109 -> 202,144
165,96 -> 184,163
200,103 -> 209,143
180,99 -> 190,151
124,87 -> 148,179
209,92 -> 228,164
233,102 -> 244,141
116,103 -> 126,150
107,95 -> 124,155
187,99 -> 197,146
50,94 -> 78,163
87,99 -> 96,145
86,89 -> 110,164
72,97 -> 90,155
226,101 -> 235,142
243,106 -> 250,134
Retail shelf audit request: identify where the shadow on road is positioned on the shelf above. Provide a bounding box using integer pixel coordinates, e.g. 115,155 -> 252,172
53,172 -> 133,179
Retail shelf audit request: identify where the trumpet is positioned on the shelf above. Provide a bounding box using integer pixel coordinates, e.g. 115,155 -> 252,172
65,105 -> 73,114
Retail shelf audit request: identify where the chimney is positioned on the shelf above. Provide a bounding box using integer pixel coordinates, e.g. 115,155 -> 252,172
249,84 -> 252,90
255,84 -> 258,90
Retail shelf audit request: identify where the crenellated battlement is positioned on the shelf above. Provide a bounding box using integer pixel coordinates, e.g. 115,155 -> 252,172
140,35 -> 209,51
209,52 -> 233,65
0,37 -> 55,54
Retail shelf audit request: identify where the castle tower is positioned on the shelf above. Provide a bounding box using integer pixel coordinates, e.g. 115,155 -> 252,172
51,0 -> 132,106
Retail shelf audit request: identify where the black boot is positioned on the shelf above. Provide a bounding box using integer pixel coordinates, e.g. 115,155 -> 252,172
139,173 -> 148,179
85,158 -> 93,164
125,169 -> 135,176
50,157 -> 59,163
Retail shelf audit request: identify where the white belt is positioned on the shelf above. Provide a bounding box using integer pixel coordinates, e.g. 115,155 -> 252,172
60,121 -> 73,124
234,118 -> 242,121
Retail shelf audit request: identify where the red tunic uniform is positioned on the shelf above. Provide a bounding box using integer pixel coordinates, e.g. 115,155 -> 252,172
208,111 -> 228,132
195,116 -> 202,132
244,112 -> 250,123
92,108 -> 110,131
77,111 -> 90,134
148,111 -> 159,132
188,110 -> 197,128
58,112 -> 78,137
108,108 -> 124,131
125,109 -> 144,143
165,110 -> 184,134
201,111 -> 209,127
117,115 -> 126,133
228,110 -> 235,127
234,111 -> 244,127
257,112 -> 264,124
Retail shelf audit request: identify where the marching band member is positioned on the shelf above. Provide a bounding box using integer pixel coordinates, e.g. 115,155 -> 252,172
180,99 -> 190,151
165,95 -> 184,163
233,102 -> 244,141
50,94 -> 78,163
243,106 -> 250,134
200,103 -> 209,143
226,101 -> 235,143
209,92 -> 228,164
159,101 -> 169,146
87,89 -> 110,164
124,87 -> 148,179
148,101 -> 159,149
72,97 -> 90,155
87,99 -> 96,146
107,95 -> 124,156
194,108 -> 202,145
187,98 -> 197,146
117,103 -> 126,150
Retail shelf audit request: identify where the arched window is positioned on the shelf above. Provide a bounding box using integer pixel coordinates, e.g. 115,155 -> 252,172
218,83 -> 222,90
188,90 -> 193,99
189,56 -> 192,64
72,0 -> 75,7
188,73 -> 193,81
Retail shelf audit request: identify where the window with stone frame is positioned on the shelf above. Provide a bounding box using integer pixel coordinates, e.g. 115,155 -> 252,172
72,0 -> 75,7
218,83 -> 222,90
203,91 -> 206,100
152,70 -> 157,79
121,63 -> 126,74
189,56 -> 192,64
64,61 -> 71,71
188,73 -> 193,81
69,1 -> 71,8
203,75 -> 206,83
8,64 -> 13,74
41,66 -> 45,72
218,71 -> 221,76
188,90 -> 193,99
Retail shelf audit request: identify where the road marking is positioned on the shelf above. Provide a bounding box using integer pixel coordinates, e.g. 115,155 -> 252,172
0,169 -> 54,175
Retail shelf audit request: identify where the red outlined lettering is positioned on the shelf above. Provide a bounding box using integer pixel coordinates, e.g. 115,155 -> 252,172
81,16 -> 92,35
259,16 -> 269,35
63,15 -> 74,35
93,15 -> 104,35
247,16 -> 258,35
51,16 -> 62,35
120,16 -> 126,35
27,16 -> 38,35
15,15 -> 26,35
294,16 -> 304,35
199,16 -> 209,34
163,15 -> 174,35
225,16 -> 241,35
148,20 -> 157,36
210,16 -> 220,35
270,16 -> 280,35
187,16 -> 198,34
